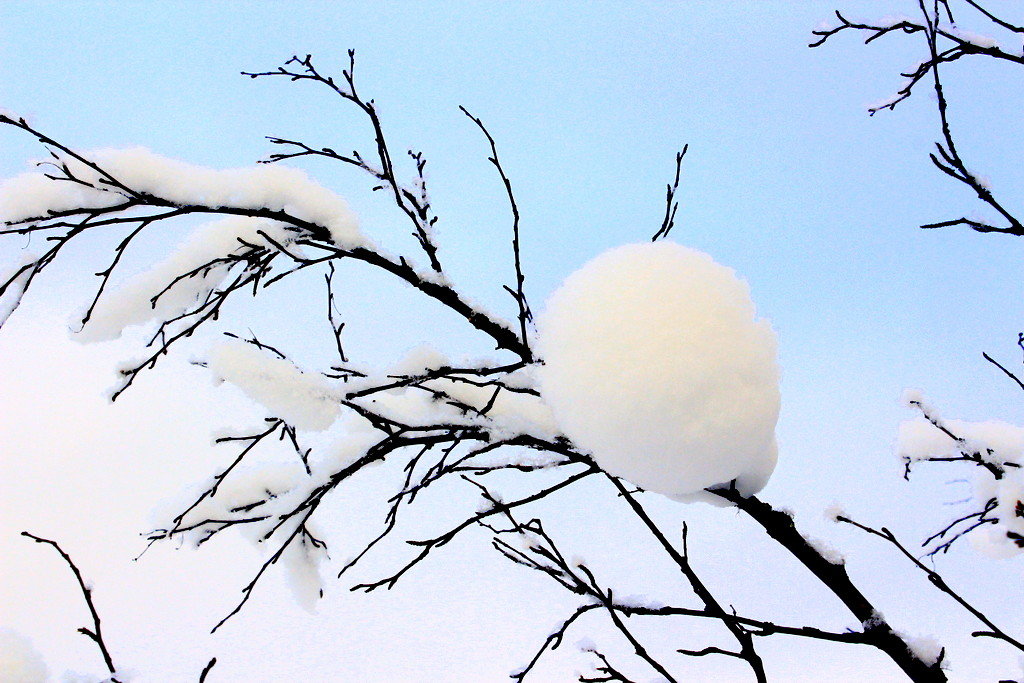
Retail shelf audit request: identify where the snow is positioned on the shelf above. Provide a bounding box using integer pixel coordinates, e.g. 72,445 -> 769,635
283,523 -> 327,612
326,417 -> 386,472
802,533 -> 845,565
902,633 -> 945,667
0,147 -> 362,246
150,461 -> 308,547
900,388 -> 931,412
208,339 -> 341,431
574,637 -> 597,652
537,241 -> 780,498
823,502 -> 846,523
945,25 -> 999,49
0,628 -> 49,682
897,415 -> 1024,465
898,395 -> 1024,557
0,169 -> 122,222
867,92 -> 905,113
350,351 -> 560,444
862,610 -> 885,630
439,376 -> 559,441
970,470 -> 1024,558
389,343 -> 450,376
74,216 -> 293,342
216,462 -> 306,513
877,14 -> 913,28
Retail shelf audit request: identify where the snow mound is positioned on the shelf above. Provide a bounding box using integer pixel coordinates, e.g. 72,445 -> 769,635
537,241 -> 780,498
0,628 -> 48,682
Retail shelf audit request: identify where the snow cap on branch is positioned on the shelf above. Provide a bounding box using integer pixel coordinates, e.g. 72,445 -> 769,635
537,241 -> 780,498
1,147 -> 363,247
897,397 -> 1024,558
209,339 -> 341,431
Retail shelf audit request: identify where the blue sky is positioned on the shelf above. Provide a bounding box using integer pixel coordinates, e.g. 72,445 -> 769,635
2,1 -> 1024,681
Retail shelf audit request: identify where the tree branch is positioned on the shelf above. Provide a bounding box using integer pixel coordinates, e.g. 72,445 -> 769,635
22,532 -> 120,680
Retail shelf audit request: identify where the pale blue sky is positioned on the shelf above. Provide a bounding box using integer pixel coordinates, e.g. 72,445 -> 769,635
2,2 -> 1023,681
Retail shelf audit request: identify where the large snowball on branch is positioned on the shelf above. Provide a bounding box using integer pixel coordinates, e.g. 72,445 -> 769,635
537,241 -> 780,498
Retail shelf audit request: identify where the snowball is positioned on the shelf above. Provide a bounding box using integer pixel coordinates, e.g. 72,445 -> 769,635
537,241 -> 780,498
0,628 -> 49,683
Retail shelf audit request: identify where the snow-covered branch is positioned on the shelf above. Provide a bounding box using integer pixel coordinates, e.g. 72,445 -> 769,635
811,1 -> 1024,235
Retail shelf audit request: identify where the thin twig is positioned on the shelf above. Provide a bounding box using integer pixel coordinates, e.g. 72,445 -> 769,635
22,532 -> 120,679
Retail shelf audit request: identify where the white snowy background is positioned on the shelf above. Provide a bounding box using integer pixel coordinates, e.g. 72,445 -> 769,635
2,1 -> 1024,681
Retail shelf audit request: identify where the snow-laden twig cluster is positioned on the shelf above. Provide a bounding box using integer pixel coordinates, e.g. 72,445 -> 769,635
0,49 -> 972,681
898,388 -> 1024,557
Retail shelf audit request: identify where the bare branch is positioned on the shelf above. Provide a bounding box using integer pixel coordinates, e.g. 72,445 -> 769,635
22,532 -> 120,680
460,106 -> 533,353
835,512 -> 1023,654
652,146 -> 688,241
711,486 -> 948,681
246,53 -> 443,273
610,477 -> 767,682
983,352 -> 1024,392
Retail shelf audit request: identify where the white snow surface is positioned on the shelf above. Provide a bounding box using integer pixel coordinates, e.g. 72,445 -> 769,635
537,241 -> 780,498
802,533 -> 845,565
283,521 -> 327,612
0,147 -> 362,246
0,628 -> 49,682
353,348 -> 560,446
209,339 -> 341,431
902,633 -> 945,667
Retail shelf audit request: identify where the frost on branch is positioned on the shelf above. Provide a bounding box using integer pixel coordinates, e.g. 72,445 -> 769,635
537,241 -> 780,498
